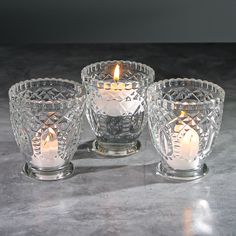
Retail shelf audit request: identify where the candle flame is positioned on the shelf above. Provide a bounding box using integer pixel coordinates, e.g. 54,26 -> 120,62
113,64 -> 120,82
41,127 -> 58,152
44,127 -> 55,145
179,110 -> 187,117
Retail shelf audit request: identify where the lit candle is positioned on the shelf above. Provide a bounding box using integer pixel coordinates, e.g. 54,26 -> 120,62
168,111 -> 200,170
31,127 -> 64,168
94,64 -> 144,116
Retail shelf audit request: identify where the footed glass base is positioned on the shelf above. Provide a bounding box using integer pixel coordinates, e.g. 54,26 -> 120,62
156,162 -> 208,181
92,140 -> 141,157
23,162 -> 74,181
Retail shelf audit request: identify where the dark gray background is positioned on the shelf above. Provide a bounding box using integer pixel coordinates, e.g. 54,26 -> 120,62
1,44 -> 235,97
1,0 -> 236,43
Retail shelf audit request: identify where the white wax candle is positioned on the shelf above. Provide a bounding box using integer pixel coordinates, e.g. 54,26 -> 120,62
167,115 -> 200,170
31,127 -> 64,168
94,64 -> 144,116
94,83 -> 143,117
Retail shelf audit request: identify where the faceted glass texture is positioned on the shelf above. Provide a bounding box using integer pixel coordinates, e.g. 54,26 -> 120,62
9,78 -> 86,180
148,78 -> 225,180
81,60 -> 155,156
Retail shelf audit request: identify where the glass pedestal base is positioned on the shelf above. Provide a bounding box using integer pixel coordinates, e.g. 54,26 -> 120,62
23,162 -> 74,181
156,161 -> 208,181
92,140 -> 141,157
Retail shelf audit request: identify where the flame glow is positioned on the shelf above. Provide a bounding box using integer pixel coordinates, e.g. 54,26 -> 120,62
43,127 -> 55,145
41,127 -> 58,153
113,64 -> 120,82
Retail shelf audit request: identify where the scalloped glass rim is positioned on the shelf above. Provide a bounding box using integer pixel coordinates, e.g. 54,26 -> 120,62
81,60 -> 155,88
8,78 -> 85,107
149,78 -> 225,110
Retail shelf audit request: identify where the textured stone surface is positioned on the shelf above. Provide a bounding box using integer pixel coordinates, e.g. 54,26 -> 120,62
0,44 -> 236,235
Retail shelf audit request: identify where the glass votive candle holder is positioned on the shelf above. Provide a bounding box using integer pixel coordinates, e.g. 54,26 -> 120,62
148,78 -> 225,180
9,78 -> 86,180
81,60 -> 155,157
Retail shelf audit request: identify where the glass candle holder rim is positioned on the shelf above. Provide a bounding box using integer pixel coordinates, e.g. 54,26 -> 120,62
149,78 -> 225,110
81,60 -> 155,88
9,78 -> 86,106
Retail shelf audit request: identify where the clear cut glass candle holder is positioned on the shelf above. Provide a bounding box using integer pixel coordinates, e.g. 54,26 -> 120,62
148,78 -> 225,180
9,78 -> 86,180
81,60 -> 155,157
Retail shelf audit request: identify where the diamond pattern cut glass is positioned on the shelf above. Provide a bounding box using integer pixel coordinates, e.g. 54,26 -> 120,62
148,78 -> 225,180
82,60 -> 154,157
9,78 -> 86,180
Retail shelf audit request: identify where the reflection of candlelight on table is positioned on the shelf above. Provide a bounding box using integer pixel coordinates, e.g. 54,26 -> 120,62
95,64 -> 143,117
168,111 -> 200,170
193,200 -> 213,235
31,127 -> 64,168
183,208 -> 192,236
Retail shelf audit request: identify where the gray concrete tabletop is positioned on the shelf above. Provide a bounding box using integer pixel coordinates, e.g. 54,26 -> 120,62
0,44 -> 236,236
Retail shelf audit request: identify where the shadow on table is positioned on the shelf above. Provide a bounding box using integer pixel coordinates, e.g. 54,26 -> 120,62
68,140 -> 179,198
74,140 -> 95,159
69,163 -> 179,198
